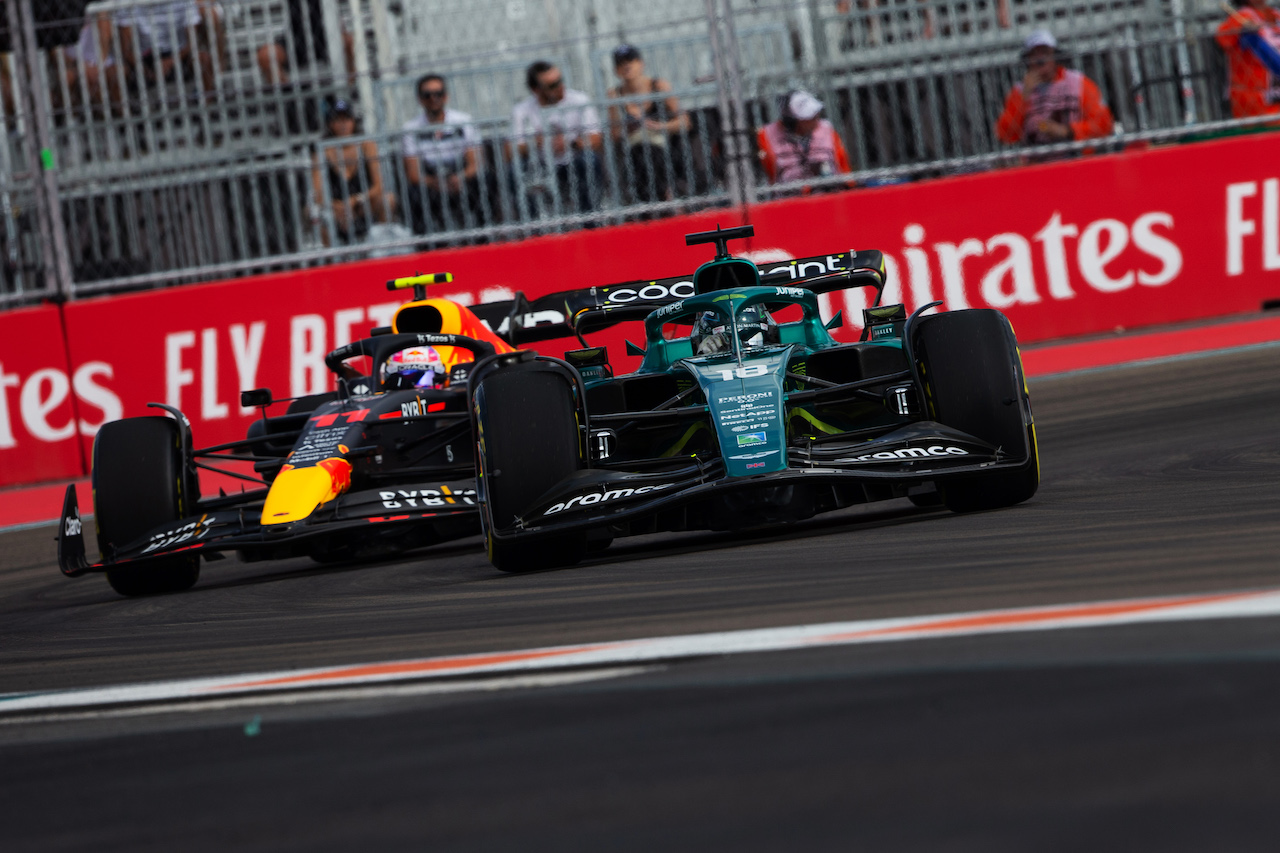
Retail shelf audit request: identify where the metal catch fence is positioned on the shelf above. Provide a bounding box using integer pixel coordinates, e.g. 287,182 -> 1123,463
0,0 -> 1265,306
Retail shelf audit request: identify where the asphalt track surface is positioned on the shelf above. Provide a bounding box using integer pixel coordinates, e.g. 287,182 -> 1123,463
2,346 -> 1279,851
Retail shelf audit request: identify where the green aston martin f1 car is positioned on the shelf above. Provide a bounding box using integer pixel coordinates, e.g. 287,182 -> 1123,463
468,225 -> 1039,572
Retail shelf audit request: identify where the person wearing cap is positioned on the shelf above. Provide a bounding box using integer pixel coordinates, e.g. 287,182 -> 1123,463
311,98 -> 396,246
607,44 -> 689,203
401,74 -> 482,234
995,30 -> 1113,148
756,89 -> 852,185
510,61 -> 603,213
1216,0 -> 1280,119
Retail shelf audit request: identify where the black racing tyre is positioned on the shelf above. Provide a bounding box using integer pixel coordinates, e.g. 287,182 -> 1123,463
476,367 -> 586,573
916,309 -> 1039,513
93,417 -> 201,596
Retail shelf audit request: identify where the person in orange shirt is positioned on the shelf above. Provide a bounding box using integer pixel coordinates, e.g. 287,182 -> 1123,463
995,30 -> 1114,149
757,89 -> 852,185
1216,0 -> 1280,118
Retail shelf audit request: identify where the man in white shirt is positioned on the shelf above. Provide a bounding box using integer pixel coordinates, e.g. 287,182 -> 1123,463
402,74 -> 482,233
510,61 -> 603,213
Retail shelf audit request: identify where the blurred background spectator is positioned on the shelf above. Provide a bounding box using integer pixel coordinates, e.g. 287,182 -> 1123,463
757,89 -> 851,185
311,98 -> 395,246
112,0 -> 223,97
606,44 -> 688,204
256,0 -> 352,89
511,60 -> 603,214
401,73 -> 481,234
57,10 -> 122,113
257,0 -> 355,133
1216,0 -> 1280,119
995,30 -> 1114,151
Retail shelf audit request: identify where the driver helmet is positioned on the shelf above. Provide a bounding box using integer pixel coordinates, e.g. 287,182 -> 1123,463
690,306 -> 781,354
691,311 -> 730,355
386,346 -> 446,389
738,305 -> 780,350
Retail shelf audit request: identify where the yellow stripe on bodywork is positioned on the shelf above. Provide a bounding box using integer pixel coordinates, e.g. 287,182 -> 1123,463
790,408 -> 844,436
660,421 -> 709,458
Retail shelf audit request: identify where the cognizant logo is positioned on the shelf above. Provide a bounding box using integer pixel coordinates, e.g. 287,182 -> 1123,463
605,281 -> 696,303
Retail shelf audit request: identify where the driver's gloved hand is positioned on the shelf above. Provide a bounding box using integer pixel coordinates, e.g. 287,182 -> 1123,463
697,333 -> 727,355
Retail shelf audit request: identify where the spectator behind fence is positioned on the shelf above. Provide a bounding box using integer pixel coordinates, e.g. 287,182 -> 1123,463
607,44 -> 688,203
1216,0 -> 1280,119
112,0 -> 223,95
59,11 -> 123,111
757,90 -> 851,185
511,61 -> 603,213
311,98 -> 395,246
995,30 -> 1113,151
402,74 -> 481,234
257,0 -> 354,89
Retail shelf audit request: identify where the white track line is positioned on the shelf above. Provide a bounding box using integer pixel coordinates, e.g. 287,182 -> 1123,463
5,587 -> 1280,715
0,668 -> 651,726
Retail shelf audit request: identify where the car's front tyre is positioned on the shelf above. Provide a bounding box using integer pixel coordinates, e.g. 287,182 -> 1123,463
916,309 -> 1039,513
93,417 -> 201,596
474,361 -> 587,572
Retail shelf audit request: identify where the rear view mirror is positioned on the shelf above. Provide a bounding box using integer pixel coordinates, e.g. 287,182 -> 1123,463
240,388 -> 272,408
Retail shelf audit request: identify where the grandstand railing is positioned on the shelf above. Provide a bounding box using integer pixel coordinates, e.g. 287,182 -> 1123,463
0,0 -> 1265,306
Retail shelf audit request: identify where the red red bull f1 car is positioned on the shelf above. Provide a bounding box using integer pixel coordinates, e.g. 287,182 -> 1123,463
56,273 -> 520,596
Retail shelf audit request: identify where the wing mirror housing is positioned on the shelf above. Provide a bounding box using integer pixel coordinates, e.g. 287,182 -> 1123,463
240,388 -> 273,409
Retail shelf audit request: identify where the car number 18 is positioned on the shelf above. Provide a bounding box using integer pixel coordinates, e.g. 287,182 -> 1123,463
717,365 -> 768,381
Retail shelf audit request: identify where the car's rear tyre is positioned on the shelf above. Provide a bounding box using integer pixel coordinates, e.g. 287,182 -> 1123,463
94,417 -> 201,596
476,366 -> 586,573
916,309 -> 1039,513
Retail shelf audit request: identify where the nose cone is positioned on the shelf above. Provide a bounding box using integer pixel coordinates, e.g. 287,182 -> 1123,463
261,458 -> 353,525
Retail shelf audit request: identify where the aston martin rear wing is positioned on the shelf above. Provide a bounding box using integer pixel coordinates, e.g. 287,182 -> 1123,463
470,250 -> 887,344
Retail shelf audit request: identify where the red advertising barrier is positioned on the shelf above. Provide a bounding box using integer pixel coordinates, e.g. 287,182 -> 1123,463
745,137 -> 1280,343
0,304 -> 84,485
6,132 -> 1280,490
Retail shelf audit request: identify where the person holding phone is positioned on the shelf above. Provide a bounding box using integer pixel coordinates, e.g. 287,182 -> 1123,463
756,89 -> 851,185
994,30 -> 1113,149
